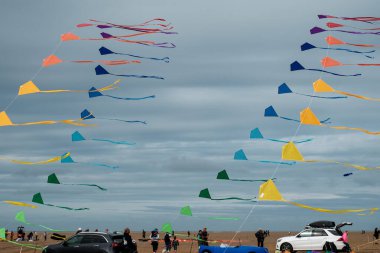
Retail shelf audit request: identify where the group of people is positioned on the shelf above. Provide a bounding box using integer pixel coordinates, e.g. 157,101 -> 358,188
149,228 -> 180,253
197,228 -> 209,247
3,228 -> 47,242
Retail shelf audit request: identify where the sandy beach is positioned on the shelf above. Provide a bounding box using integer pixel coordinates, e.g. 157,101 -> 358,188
1,231 -> 379,253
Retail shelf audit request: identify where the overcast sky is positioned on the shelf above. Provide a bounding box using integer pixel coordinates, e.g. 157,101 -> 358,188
1,0 -> 380,233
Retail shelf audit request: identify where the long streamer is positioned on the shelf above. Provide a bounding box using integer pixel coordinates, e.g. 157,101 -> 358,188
326,22 -> 380,30
32,192 -> 89,211
60,152 -> 118,169
81,109 -> 147,125
180,205 -> 240,221
0,152 -> 70,165
234,149 -> 295,165
89,86 -> 155,101
251,127 -> 313,144
264,105 -> 331,124
318,14 -> 380,23
326,35 -> 380,48
278,83 -> 347,99
290,61 -> 361,77
18,79 -> 120,96
313,79 -> 380,102
95,65 -> 164,80
322,56 -> 380,67
311,26 -> 380,35
72,130 -> 135,145
259,180 -> 378,215
301,42 -> 375,59
48,173 -> 107,191
217,170 -> 274,182
199,188 -> 256,202
42,54 -> 141,67
3,201 -> 37,208
99,47 -> 170,63
15,211 -> 62,231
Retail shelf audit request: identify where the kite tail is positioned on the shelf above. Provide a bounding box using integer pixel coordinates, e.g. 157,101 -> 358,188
307,68 -> 361,77
44,203 -> 89,211
266,138 -> 313,144
86,162 -> 119,169
10,156 -> 61,165
329,125 -> 380,135
258,160 -> 296,165
336,90 -> 380,102
229,178 -> 274,182
295,92 -> 347,99
279,116 -> 300,123
104,94 -> 156,100
113,73 -> 164,80
91,138 -> 136,145
211,197 -> 256,202
287,201 -> 378,215
115,52 -> 170,62
334,29 -> 380,35
66,183 -> 107,191
101,118 -> 147,124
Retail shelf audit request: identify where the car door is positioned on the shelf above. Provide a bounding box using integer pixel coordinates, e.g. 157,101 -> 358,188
78,234 -> 110,253
58,234 -> 84,253
292,229 -> 312,250
309,229 -> 328,250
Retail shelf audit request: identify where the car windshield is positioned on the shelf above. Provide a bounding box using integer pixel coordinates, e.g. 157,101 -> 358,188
65,235 -> 84,246
328,229 -> 342,236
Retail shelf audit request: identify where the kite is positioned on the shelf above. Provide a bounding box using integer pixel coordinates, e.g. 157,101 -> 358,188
162,223 -> 173,233
15,211 -> 61,231
77,18 -> 176,34
0,152 -> 70,165
95,65 -> 164,80
89,86 -> 155,101
42,54 -> 141,67
234,149 -> 295,165
258,179 -> 378,215
250,127 -> 312,144
310,26 -> 380,35
81,109 -> 146,125
0,111 -> 92,127
313,79 -> 380,102
217,170 -> 274,182
180,205 -> 240,221
282,141 -> 380,171
32,192 -> 89,211
299,107 -> 380,135
18,79 -> 120,96
318,14 -> 380,23
61,152 -> 118,169
61,32 -> 175,48
99,46 -> 170,63
278,83 -> 347,99
326,22 -> 380,31
72,130 -> 135,145
326,35 -> 380,48
3,200 -> 37,208
301,42 -> 375,59
0,228 -> 4,239
322,56 -> 380,67
344,173 -> 353,177
48,173 -> 107,191
208,217 -> 240,221
290,61 -> 361,77
264,105 -> 331,124
199,188 -> 256,202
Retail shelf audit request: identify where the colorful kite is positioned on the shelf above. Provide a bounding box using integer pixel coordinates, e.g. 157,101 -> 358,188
0,111 -> 92,127
95,65 -> 164,80
301,42 -> 375,58
326,22 -> 380,30
264,105 -> 331,124
313,79 -> 380,102
310,26 -> 380,35
180,205 -> 240,221
81,109 -> 146,125
3,200 -> 37,208
0,152 -> 70,165
258,179 -> 378,215
89,86 -> 155,101
217,170 -> 274,182
78,18 -> 176,34
322,56 -> 380,67
18,80 -> 120,96
32,192 -> 89,211
199,188 -> 256,202
15,211 -> 61,231
99,47 -> 170,63
250,127 -> 313,144
290,61 -> 361,77
326,35 -> 380,48
318,14 -> 380,23
299,107 -> 380,135
278,83 -> 347,99
48,173 -> 107,191
72,130 -> 135,145
282,142 -> 380,171
162,223 -> 173,233
234,149 -> 295,165
42,54 -> 141,67
60,152 -> 118,169
0,228 -> 4,239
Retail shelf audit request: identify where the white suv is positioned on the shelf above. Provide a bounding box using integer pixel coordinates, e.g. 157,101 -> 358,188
276,221 -> 351,252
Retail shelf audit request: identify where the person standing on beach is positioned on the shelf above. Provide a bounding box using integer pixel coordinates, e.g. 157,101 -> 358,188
201,228 -> 209,246
123,227 -> 137,253
374,227 -> 379,243
255,229 -> 265,247
197,230 -> 202,248
150,228 -> 160,253
164,232 -> 171,253
172,236 -> 179,253
142,229 -> 146,239
44,232 -> 47,241
342,230 -> 351,252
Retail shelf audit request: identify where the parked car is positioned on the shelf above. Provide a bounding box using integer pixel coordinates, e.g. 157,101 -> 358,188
276,221 -> 352,252
199,245 -> 269,253
43,232 -> 135,253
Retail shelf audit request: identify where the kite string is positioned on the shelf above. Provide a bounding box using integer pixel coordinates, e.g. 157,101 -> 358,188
225,24 -> 332,247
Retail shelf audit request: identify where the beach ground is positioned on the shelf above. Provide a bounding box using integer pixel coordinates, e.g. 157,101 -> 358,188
1,231 -> 379,253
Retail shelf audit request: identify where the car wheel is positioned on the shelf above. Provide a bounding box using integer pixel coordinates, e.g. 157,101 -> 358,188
280,242 -> 293,252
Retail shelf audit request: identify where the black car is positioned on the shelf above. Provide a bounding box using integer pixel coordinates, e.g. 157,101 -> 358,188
43,232 -> 136,253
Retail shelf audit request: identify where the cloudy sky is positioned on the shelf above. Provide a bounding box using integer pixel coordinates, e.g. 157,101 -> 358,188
1,0 -> 380,233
